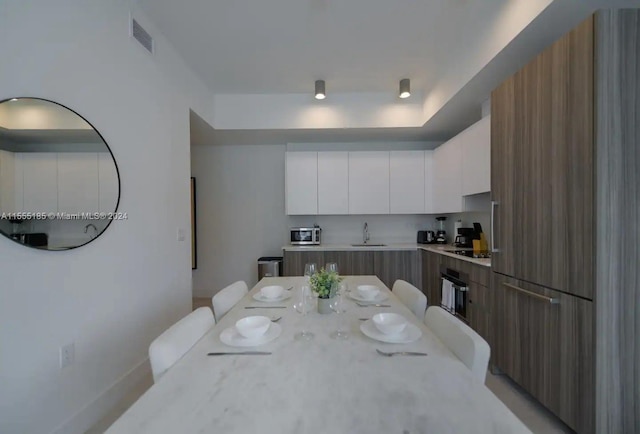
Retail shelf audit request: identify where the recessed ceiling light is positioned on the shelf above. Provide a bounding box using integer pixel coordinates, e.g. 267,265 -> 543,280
9,98 -> 18,102
315,80 -> 326,100
399,79 -> 411,99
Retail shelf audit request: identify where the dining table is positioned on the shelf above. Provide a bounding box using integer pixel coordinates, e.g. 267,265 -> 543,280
106,276 -> 531,433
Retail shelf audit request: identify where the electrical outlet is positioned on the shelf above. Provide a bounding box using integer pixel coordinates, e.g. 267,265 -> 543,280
60,342 -> 75,369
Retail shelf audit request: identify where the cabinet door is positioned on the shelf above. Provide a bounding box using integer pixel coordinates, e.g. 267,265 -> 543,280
492,272 -> 594,433
433,138 -> 462,213
317,152 -> 348,214
461,116 -> 491,196
285,152 -> 317,215
491,17 -> 594,298
21,153 -> 58,213
466,281 -> 491,348
323,250 -> 374,276
490,77 -> 517,277
421,250 -> 441,308
98,152 -> 119,213
424,151 -> 435,213
283,250 -> 325,276
57,153 -> 99,214
348,152 -> 389,214
389,151 -> 424,214
373,251 -> 419,289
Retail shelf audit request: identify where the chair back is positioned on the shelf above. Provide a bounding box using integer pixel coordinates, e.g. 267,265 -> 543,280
212,280 -> 248,320
424,306 -> 490,383
392,279 -> 427,319
149,307 -> 215,382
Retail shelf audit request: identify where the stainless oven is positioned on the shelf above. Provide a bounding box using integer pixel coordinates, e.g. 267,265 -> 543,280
290,227 -> 321,245
440,265 -> 469,322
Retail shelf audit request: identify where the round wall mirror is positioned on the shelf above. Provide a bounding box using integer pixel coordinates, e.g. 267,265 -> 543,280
0,97 -> 120,250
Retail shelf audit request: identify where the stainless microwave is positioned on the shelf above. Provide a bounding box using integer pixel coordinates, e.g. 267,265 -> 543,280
290,227 -> 321,245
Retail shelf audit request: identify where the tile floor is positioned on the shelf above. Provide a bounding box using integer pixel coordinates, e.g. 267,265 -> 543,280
85,299 -> 574,433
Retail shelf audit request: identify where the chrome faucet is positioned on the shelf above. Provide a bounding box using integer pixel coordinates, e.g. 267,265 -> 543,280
363,222 -> 370,244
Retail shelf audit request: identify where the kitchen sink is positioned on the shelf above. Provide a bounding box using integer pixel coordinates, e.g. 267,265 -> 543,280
350,243 -> 386,247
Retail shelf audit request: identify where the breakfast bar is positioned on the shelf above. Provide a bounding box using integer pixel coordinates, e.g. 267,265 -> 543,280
106,276 -> 529,433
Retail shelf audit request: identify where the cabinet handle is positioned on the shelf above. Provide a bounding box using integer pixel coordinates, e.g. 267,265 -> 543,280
491,200 -> 499,253
503,283 -> 559,304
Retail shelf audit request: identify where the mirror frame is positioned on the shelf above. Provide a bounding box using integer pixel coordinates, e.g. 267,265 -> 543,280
0,96 -> 121,250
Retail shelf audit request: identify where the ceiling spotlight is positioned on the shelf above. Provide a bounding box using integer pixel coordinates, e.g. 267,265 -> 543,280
399,79 -> 411,99
314,80 -> 326,100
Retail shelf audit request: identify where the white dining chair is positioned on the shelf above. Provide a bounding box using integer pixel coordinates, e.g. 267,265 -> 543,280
149,307 -> 215,383
392,279 -> 427,319
424,306 -> 490,383
212,280 -> 248,320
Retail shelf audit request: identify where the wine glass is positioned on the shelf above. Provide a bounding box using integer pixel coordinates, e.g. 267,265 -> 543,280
294,285 -> 315,341
303,263 -> 317,284
330,282 -> 349,340
325,262 -> 339,274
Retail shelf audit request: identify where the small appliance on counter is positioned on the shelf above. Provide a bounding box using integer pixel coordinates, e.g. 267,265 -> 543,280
290,225 -> 321,245
417,230 -> 436,244
435,216 -> 447,244
454,227 -> 477,248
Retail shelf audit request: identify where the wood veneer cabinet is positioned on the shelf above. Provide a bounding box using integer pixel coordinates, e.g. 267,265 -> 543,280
373,250 -> 420,289
420,250 -> 441,308
492,273 -> 593,434
490,14 -> 598,433
491,16 -> 594,299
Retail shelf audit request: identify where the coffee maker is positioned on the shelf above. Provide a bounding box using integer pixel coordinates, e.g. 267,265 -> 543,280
435,216 -> 447,244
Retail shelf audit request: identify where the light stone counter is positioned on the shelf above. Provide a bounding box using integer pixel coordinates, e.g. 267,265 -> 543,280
284,243 -> 492,267
107,277 -> 527,434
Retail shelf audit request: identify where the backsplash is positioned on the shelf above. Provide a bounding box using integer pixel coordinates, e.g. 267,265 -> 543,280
287,213 -> 490,246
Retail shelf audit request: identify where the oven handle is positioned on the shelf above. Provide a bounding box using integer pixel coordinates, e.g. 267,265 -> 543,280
441,275 -> 467,288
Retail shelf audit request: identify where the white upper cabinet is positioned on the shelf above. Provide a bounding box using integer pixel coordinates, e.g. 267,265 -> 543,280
285,152 -> 318,215
58,153 -> 99,213
98,152 -> 119,213
461,116 -> 491,196
317,152 -> 348,214
424,151 -> 435,214
434,136 -> 463,213
348,151 -> 390,214
20,153 -> 58,213
390,151 -> 425,214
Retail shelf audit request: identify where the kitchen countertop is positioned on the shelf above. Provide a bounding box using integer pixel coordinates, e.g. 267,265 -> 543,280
282,243 -> 491,267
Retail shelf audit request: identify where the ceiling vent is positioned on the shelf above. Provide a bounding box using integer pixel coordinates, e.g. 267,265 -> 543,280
131,18 -> 154,54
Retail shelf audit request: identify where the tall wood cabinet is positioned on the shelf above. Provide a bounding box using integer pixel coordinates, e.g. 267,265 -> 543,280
492,16 -> 594,300
491,15 -> 595,433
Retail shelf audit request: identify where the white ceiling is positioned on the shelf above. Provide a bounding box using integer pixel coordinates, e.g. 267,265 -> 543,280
137,0 -> 630,144
139,0 -> 517,95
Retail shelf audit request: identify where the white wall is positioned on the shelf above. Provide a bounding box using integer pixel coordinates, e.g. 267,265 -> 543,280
191,144 -> 288,297
0,1 -> 214,433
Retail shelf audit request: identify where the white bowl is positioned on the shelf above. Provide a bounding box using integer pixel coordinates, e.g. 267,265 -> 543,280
260,285 -> 284,299
235,316 -> 271,339
372,313 -> 408,335
357,285 -> 380,300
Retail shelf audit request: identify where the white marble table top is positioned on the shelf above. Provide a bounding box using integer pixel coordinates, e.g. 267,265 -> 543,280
106,276 -> 529,434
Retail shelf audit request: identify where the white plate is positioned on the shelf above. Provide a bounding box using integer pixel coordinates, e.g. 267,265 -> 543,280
360,320 -> 422,344
220,322 -> 282,347
252,291 -> 292,302
349,291 -> 388,303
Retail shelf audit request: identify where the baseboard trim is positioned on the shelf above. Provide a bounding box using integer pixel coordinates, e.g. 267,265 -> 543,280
49,358 -> 151,434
